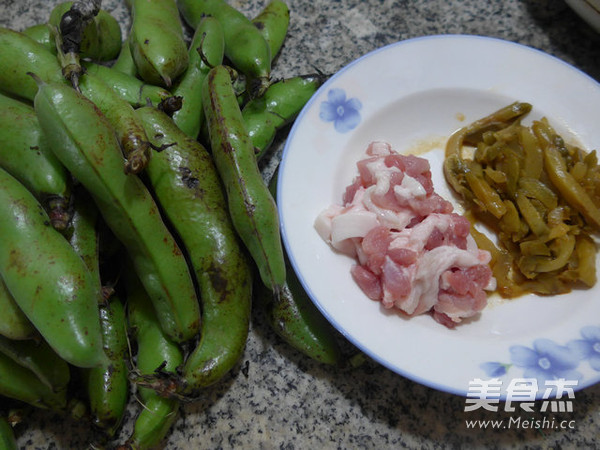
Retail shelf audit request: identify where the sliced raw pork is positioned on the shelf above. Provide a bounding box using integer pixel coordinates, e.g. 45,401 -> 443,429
315,141 -> 495,328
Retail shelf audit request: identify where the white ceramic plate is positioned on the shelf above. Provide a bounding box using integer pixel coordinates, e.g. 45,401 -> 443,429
565,0 -> 600,33
278,35 -> 600,399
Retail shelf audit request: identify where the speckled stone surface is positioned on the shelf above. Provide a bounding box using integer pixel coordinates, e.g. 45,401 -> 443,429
1,0 -> 600,449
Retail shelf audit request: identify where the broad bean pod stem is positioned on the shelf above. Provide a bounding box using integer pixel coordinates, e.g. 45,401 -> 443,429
78,72 -> 154,174
48,1 -> 122,61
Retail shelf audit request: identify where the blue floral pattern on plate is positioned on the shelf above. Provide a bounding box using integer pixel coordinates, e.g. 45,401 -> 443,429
567,325 -> 600,371
481,325 -> 600,386
319,88 -> 362,133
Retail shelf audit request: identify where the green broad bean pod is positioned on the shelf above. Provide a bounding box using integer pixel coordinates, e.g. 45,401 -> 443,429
171,16 -> 225,139
242,73 -> 327,160
251,0 -> 290,62
125,396 -> 180,450
256,278 -> 343,365
257,171 -> 342,365
177,0 -> 272,97
0,351 -> 67,411
111,39 -> 138,77
0,167 -> 106,368
0,277 -> 36,341
21,23 -> 54,52
66,186 -> 101,277
203,65 -> 286,292
32,79 -> 201,343
82,61 -> 172,108
0,93 -> 71,231
82,295 -> 129,437
125,268 -> 183,450
135,106 -> 253,396
0,336 -> 71,395
0,27 -> 66,101
78,72 -> 154,174
0,416 -> 17,450
68,187 -> 129,437
126,0 -> 189,88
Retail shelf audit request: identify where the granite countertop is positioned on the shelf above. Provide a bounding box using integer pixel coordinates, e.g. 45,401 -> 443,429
1,0 -> 600,448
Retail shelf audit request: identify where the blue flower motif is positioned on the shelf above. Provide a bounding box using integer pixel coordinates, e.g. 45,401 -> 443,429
480,362 -> 511,377
567,326 -> 600,371
319,88 -> 362,133
509,338 -> 582,386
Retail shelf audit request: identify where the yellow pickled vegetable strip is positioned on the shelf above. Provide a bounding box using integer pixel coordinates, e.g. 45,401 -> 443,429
519,126 -> 543,178
520,239 -> 551,256
499,149 -> 521,198
522,274 -> 572,296
519,234 -> 574,276
518,178 -> 558,210
484,167 -> 507,184
536,234 -> 576,273
547,206 -> 568,227
500,199 -> 521,234
570,161 -> 587,182
515,191 -> 549,237
468,224 -> 523,298
543,145 -> 600,230
575,235 -> 597,287
445,102 -> 532,158
545,222 -> 570,242
465,172 -> 506,219
584,150 -> 598,169
442,154 -> 473,202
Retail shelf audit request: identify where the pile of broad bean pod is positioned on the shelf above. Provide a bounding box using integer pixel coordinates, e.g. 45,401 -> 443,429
0,1 -> 349,447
